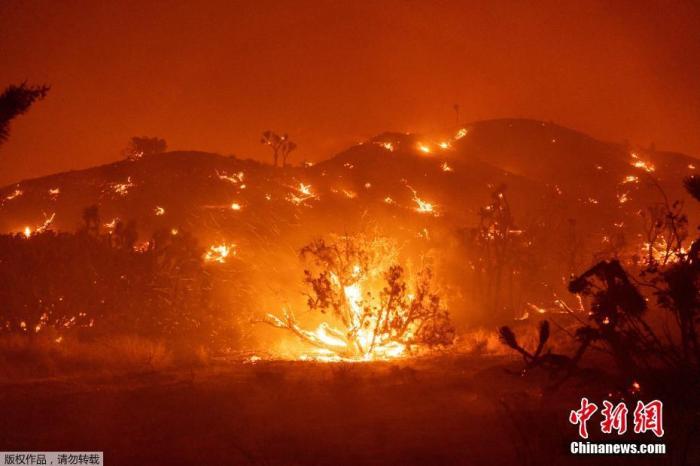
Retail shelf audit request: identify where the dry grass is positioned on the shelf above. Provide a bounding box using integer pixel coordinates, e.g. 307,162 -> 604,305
0,333 -> 177,379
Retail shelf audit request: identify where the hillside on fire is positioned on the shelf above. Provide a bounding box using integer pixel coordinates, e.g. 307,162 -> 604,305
1,118 -> 699,359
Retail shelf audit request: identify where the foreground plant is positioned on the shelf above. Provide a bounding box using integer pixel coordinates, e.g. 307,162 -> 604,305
265,235 -> 454,360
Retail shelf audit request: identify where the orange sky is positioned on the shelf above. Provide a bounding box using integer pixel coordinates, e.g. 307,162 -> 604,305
1,0 -> 699,185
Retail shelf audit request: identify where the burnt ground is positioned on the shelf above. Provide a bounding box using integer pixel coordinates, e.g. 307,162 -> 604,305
0,355 -> 696,466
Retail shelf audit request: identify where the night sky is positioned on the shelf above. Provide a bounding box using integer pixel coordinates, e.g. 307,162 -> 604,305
1,0 -> 699,185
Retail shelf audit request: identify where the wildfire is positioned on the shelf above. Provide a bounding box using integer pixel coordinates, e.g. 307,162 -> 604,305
20,212 -> 56,238
630,153 -> 655,173
406,184 -> 437,215
203,243 -> 235,263
4,188 -> 23,202
216,170 -> 245,184
104,218 -> 119,233
287,182 -> 317,205
376,141 -> 394,152
417,142 -> 431,154
107,177 -> 135,196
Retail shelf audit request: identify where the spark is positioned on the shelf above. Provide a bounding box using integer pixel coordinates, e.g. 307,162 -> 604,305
376,141 -> 394,152
417,142 -> 431,154
441,162 -> 453,172
287,183 -> 317,205
630,153 -> 655,173
204,243 -> 235,264
104,218 -> 119,233
216,170 -> 245,184
154,206 -> 165,216
4,188 -> 23,202
438,141 -> 451,150
406,184 -> 437,215
107,177 -> 135,196
48,188 -> 60,200
21,212 -> 56,238
622,175 -> 639,184
454,128 -> 468,139
230,202 -> 242,211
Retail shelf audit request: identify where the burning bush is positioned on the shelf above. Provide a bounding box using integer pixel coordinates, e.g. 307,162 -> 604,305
265,235 -> 454,360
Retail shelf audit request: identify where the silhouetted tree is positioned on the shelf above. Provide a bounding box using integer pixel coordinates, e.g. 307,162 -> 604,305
124,136 -> 167,159
684,175 -> 700,202
0,82 -> 49,146
81,205 -> 101,236
260,131 -> 296,167
463,184 -> 529,319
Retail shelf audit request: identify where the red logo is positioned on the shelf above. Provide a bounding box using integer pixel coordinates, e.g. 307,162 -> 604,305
569,398 -> 664,438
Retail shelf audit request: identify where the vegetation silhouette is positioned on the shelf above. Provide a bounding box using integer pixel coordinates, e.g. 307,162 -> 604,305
0,82 -> 49,146
260,130 -> 296,167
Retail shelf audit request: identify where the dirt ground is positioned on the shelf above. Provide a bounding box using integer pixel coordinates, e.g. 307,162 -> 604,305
0,355 -> 695,465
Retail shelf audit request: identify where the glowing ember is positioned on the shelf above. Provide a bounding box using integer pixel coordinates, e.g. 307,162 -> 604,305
107,177 -> 135,196
376,141 -> 394,151
417,142 -> 431,154
48,187 -> 60,200
230,202 -> 242,211
454,128 -> 468,139
216,170 -> 245,184
630,153 -> 655,173
441,162 -> 453,172
287,182 -> 317,205
4,188 -> 23,202
384,196 -> 395,204
20,213 -> 56,238
104,218 -> 119,233
622,175 -> 639,184
154,206 -> 165,216
203,243 -> 235,263
406,184 -> 437,215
